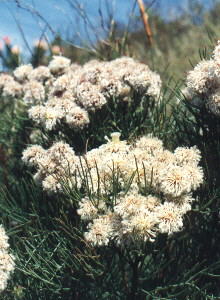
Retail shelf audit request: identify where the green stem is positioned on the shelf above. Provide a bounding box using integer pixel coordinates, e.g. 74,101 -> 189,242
130,257 -> 139,300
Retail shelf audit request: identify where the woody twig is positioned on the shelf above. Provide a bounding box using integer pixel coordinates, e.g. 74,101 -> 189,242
137,0 -> 153,46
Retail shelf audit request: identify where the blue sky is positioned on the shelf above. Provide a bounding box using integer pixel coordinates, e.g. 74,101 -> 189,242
0,0 -> 214,53
0,0 -> 139,50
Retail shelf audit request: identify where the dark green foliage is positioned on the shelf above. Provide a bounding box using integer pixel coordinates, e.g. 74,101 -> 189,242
30,45 -> 48,68
1,86 -> 220,299
37,90 -> 172,154
2,72 -> 220,299
0,101 -> 33,186
0,43 -> 20,70
1,178 -> 220,299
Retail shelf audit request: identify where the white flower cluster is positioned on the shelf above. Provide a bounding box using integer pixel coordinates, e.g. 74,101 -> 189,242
0,55 -> 161,131
0,226 -> 15,291
22,142 -> 78,192
23,133 -> 203,246
184,41 -> 220,114
0,64 -> 50,103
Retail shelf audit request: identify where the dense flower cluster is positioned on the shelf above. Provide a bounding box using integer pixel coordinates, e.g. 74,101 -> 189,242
184,41 -> 220,115
23,133 -> 203,246
0,55 -> 161,130
0,226 -> 15,291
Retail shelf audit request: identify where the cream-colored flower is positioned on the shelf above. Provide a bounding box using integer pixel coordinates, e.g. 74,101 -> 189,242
0,74 -> 14,89
23,80 -> 45,105
213,41 -> 220,64
159,165 -> 192,197
174,146 -> 201,166
84,214 -> 116,246
0,226 -> 15,292
22,145 -> 46,166
77,197 -> 106,220
135,136 -> 163,154
155,202 -> 184,234
76,81 -> 106,111
123,211 -> 156,242
23,133 -> 203,246
42,175 -> 61,192
186,59 -> 218,94
14,64 -> 33,82
28,105 -> 46,124
3,79 -> 22,97
49,56 -> 71,74
65,106 -> 89,129
114,193 -> 147,217
28,66 -> 51,82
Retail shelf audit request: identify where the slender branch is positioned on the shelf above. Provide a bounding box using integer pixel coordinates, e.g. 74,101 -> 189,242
137,0 -> 153,45
0,146 -> 8,187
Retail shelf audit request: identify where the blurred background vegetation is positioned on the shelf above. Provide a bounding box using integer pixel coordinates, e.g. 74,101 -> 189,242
1,0 -> 220,79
